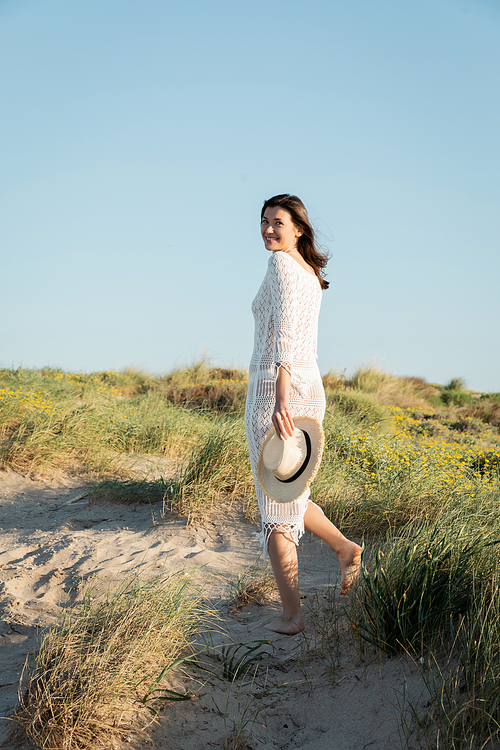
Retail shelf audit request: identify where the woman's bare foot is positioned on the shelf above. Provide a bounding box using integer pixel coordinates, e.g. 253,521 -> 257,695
339,542 -> 362,595
264,615 -> 305,635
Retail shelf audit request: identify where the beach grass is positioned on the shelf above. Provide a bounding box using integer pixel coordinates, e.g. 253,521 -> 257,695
0,363 -> 240,476
12,568 -> 210,750
2,363 -> 498,532
2,364 -> 498,529
2,363 -> 500,746
228,561 -> 276,612
164,414 -> 253,520
423,576 -> 500,747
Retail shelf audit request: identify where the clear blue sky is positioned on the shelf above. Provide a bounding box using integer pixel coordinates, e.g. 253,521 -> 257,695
1,0 -> 499,391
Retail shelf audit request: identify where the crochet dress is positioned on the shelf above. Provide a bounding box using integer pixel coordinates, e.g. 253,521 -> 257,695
245,251 -> 326,559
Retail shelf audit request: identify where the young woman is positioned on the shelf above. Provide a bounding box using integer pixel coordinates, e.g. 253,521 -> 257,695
245,194 -> 361,635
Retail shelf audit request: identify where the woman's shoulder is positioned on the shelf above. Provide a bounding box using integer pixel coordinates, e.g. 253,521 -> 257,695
269,251 -> 319,284
268,251 -> 298,273
269,250 -> 292,263
267,253 -> 299,290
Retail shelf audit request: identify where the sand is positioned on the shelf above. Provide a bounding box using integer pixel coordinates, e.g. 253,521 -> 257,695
0,469 -> 431,750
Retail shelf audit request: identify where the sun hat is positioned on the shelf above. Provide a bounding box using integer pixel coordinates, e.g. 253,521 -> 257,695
256,416 -> 324,503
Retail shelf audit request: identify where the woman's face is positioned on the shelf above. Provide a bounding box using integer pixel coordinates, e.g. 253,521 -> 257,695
261,207 -> 302,253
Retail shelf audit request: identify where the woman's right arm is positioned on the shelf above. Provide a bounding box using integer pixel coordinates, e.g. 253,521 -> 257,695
272,365 -> 294,440
269,253 -> 297,440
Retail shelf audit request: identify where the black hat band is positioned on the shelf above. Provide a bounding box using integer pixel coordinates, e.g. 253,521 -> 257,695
276,430 -> 312,484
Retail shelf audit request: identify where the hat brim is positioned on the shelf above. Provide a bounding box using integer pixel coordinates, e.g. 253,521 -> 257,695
256,416 -> 324,504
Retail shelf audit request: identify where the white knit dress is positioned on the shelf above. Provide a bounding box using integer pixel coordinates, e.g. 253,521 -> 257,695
245,251 -> 326,559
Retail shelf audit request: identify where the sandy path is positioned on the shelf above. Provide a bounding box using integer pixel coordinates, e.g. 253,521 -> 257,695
0,470 -> 429,749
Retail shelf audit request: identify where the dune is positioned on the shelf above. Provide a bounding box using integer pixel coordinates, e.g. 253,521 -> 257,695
0,470 -> 429,750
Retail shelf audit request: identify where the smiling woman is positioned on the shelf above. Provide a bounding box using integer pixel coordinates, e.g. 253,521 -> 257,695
260,195 -> 330,289
245,193 -> 361,635
261,207 -> 302,254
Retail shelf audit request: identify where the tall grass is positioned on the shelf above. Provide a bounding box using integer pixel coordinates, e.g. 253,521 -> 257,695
0,366 -> 228,476
357,518 -> 498,655
313,393 -> 500,534
389,571 -> 500,748
2,365 -> 498,530
165,415 -> 253,519
12,569 -> 210,750
352,482 -> 500,746
159,362 -> 248,415
347,366 -> 439,408
319,369 -> 500,746
228,562 -> 276,611
429,577 -> 500,747
3,363 -> 500,746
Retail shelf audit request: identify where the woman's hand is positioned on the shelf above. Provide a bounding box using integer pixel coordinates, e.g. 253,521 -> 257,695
272,366 -> 295,440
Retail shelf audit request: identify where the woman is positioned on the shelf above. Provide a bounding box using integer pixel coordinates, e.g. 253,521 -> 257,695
245,194 -> 361,635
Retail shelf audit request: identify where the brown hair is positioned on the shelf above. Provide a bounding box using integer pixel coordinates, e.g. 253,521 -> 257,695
261,194 -> 330,290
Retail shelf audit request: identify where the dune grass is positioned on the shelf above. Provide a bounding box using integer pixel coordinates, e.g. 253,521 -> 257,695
164,415 -> 253,519
3,363 -> 500,747
2,363 -> 498,532
354,508 -> 500,747
312,400 -> 499,536
0,364 -> 240,476
357,516 -> 499,655
228,562 -> 276,612
427,576 -> 500,747
2,364 -> 498,529
318,373 -> 500,745
2,361 -> 498,534
12,568 -> 210,750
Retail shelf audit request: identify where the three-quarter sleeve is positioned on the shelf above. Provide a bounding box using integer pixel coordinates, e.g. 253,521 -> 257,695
268,252 -> 298,377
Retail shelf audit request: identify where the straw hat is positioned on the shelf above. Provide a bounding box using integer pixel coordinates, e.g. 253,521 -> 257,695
256,417 -> 324,503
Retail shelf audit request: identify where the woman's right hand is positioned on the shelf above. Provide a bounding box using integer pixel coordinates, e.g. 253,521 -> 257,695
272,399 -> 295,440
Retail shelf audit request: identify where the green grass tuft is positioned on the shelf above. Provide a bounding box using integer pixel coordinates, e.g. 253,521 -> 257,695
12,569 -> 211,750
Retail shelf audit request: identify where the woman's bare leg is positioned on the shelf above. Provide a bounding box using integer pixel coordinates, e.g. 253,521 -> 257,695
304,502 -> 362,594
265,530 -> 305,635
264,506 -> 361,633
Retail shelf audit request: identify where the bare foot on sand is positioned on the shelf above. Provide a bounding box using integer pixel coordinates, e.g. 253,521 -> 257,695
264,616 -> 305,635
339,542 -> 362,595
